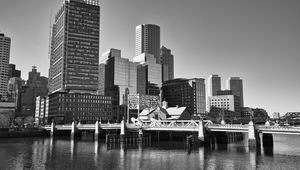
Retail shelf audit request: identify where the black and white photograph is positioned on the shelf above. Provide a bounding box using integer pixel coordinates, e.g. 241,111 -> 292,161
0,0 -> 300,169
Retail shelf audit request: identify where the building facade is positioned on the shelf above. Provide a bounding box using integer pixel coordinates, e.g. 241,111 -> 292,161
0,33 -> 11,101
207,75 -> 221,96
49,0 -> 100,93
20,66 -> 48,116
97,63 -> 105,95
135,24 -> 160,63
35,96 -> 49,125
8,64 -> 21,79
207,95 -> 241,122
48,92 -> 112,124
226,77 -> 244,107
102,49 -> 137,105
162,78 -> 206,117
7,77 -> 23,106
134,53 -> 162,96
160,46 -> 174,82
216,90 -> 233,96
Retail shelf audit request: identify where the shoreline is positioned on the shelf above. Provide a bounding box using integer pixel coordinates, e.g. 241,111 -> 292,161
0,128 -> 48,138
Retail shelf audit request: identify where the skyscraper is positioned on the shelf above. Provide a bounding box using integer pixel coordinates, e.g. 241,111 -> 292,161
135,24 -> 160,63
134,53 -> 162,96
160,46 -> 174,82
49,0 -> 100,93
0,33 -> 11,101
226,77 -> 244,107
8,64 -> 21,79
207,74 -> 221,96
162,78 -> 206,117
102,48 -> 137,105
20,66 -> 48,116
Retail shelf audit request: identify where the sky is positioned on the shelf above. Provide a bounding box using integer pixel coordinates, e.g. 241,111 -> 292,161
0,0 -> 299,115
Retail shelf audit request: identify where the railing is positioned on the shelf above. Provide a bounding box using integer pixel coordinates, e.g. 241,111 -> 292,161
138,120 -> 200,128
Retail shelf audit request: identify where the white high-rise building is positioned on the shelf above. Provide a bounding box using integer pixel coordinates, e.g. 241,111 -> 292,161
0,33 -> 11,101
135,24 -> 160,63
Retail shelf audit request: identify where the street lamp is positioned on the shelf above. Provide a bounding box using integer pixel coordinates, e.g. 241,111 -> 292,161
125,88 -> 130,124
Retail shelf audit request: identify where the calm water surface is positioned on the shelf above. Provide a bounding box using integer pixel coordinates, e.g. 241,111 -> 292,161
1,134 -> 300,170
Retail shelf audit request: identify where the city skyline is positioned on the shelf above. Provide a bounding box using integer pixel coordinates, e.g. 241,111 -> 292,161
0,0 -> 300,114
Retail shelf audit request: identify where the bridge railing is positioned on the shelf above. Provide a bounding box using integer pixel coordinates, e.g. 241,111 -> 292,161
138,120 -> 201,128
208,124 -> 249,129
257,126 -> 300,131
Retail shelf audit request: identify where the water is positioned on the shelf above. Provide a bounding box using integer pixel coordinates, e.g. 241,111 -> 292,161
1,134 -> 300,170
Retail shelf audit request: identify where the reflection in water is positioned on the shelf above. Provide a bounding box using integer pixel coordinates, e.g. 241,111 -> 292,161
198,147 -> 205,169
70,139 -> 74,161
1,134 -> 300,169
249,150 -> 257,169
94,140 -> 98,166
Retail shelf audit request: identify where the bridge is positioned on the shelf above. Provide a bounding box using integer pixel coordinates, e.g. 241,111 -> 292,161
43,119 -> 300,149
43,119 -> 300,135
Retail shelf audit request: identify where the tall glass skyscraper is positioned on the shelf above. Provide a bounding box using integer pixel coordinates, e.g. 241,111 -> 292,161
226,77 -> 244,107
207,75 -> 221,96
0,33 -> 11,101
135,24 -> 160,63
160,46 -> 174,82
101,48 -> 137,105
49,0 -> 100,93
134,53 -> 162,96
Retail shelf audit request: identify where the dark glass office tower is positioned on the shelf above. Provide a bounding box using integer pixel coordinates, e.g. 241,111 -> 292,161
162,78 -> 206,117
160,46 -> 174,82
226,77 -> 244,107
49,0 -> 100,93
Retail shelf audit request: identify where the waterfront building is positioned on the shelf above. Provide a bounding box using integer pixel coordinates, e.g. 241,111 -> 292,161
207,95 -> 241,122
139,106 -> 191,121
134,53 -> 162,96
160,46 -> 174,82
226,77 -> 244,107
35,96 -> 49,125
207,75 -> 221,97
48,0 -> 100,94
162,78 -> 206,117
0,33 -> 11,101
48,92 -> 112,124
8,64 -> 21,79
135,24 -> 160,63
0,102 -> 15,127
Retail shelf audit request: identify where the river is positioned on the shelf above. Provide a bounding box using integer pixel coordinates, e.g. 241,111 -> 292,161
1,134 -> 300,170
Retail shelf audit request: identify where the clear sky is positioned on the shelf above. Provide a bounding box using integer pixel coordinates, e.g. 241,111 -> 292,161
0,0 -> 299,115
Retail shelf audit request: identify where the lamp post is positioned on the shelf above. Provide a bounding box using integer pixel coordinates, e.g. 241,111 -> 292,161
125,88 -> 130,124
